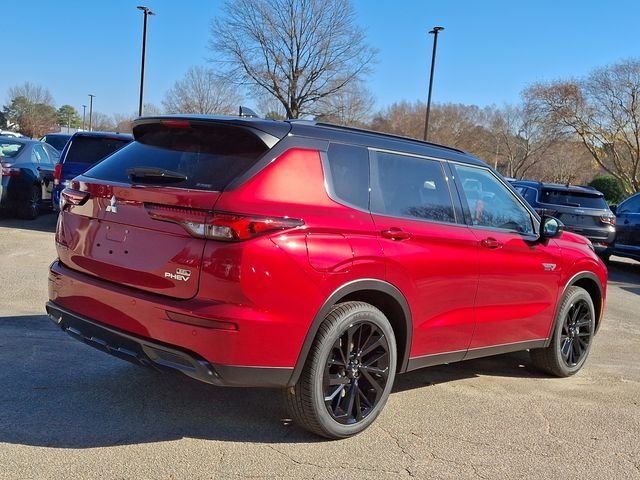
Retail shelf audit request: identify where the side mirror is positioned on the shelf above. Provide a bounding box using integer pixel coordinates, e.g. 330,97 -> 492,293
540,216 -> 564,239
609,205 -> 617,215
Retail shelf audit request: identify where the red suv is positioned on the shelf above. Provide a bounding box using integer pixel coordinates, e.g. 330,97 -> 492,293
47,116 -> 607,438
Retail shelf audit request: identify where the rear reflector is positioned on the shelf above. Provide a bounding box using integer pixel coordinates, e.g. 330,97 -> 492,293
145,203 -> 304,241
166,311 -> 238,330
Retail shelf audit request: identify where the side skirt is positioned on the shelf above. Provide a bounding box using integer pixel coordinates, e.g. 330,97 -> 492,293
405,339 -> 547,372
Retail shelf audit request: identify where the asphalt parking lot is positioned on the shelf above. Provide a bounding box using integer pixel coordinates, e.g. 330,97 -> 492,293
0,213 -> 639,479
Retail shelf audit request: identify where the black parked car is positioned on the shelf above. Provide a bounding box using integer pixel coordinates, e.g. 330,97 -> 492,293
40,132 -> 73,152
610,193 -> 640,261
0,136 -> 60,218
512,180 -> 615,257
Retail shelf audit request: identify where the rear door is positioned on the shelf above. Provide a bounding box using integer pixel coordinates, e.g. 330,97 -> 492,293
57,120 -> 280,299
369,150 -> 478,362
31,144 -> 54,200
451,164 -> 562,351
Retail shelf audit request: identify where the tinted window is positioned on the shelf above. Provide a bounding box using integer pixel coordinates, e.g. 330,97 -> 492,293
619,194 -> 640,214
454,165 -> 534,234
85,123 -> 269,191
43,135 -> 71,151
0,141 -> 24,159
32,144 -> 48,164
43,144 -> 60,164
326,143 -> 369,209
523,187 -> 538,204
372,151 -> 455,223
65,136 -> 131,165
540,189 -> 607,209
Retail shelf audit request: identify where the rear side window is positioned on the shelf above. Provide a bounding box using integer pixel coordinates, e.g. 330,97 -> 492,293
84,123 -> 269,191
540,189 -> 607,209
325,143 -> 369,210
65,136 -> 130,165
371,151 -> 455,223
618,195 -> 640,214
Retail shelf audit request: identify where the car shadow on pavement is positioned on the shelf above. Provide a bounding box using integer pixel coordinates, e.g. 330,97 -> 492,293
607,258 -> 640,296
0,211 -> 57,233
1,314 -> 553,448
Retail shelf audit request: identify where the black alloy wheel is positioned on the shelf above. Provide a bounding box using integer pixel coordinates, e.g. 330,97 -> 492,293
530,286 -> 596,377
559,298 -> 593,368
285,301 -> 397,439
323,321 -> 390,424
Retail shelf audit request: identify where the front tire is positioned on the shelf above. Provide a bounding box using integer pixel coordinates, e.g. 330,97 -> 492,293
530,286 -> 596,377
285,301 -> 397,439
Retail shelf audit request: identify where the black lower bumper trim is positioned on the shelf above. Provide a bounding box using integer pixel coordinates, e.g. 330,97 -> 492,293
45,301 -> 292,387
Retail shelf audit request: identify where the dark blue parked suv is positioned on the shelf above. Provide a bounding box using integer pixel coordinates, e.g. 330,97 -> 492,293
610,193 -> 640,261
52,131 -> 132,211
512,180 -> 616,258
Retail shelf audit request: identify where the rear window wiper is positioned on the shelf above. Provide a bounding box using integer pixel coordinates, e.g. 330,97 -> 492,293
127,167 -> 187,184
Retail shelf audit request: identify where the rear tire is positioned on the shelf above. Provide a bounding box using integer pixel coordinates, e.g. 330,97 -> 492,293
19,185 -> 41,220
530,286 -> 595,377
285,301 -> 397,439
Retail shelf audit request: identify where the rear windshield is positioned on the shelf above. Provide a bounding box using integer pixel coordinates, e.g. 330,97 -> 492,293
43,135 -> 71,151
540,189 -> 607,209
84,123 -> 270,191
65,136 -> 131,165
0,141 -> 24,159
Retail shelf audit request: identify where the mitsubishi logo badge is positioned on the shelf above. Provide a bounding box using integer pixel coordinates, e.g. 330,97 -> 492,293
106,196 -> 118,214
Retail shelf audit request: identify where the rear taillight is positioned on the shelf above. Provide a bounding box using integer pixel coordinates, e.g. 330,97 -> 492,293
1,163 -> 20,176
54,163 -> 63,185
60,188 -> 90,210
600,214 -> 616,226
146,203 -> 304,241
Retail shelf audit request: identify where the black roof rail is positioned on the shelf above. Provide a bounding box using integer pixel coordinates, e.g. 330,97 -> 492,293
289,120 -> 466,155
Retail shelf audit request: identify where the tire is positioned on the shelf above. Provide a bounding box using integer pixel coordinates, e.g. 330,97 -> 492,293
19,185 -> 41,220
598,252 -> 611,263
285,301 -> 397,439
530,286 -> 596,377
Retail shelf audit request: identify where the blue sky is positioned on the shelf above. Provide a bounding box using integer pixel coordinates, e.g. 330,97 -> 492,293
2,0 -> 638,116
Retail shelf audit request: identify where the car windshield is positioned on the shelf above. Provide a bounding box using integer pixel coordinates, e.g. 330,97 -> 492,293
65,136 -> 131,165
0,141 -> 24,159
540,189 -> 607,209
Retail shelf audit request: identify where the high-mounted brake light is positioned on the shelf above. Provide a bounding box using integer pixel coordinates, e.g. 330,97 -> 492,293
145,203 -> 304,241
161,120 -> 191,129
60,188 -> 90,210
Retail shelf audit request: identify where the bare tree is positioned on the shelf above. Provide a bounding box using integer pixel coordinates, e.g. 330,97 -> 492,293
529,141 -> 596,185
489,103 -> 560,178
8,82 -> 55,106
525,59 -> 640,193
314,81 -> 375,126
162,66 -> 241,114
209,0 -> 376,118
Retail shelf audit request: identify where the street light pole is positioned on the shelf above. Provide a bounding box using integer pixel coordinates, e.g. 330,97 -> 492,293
423,26 -> 444,142
137,6 -> 155,117
81,105 -> 87,130
88,94 -> 95,131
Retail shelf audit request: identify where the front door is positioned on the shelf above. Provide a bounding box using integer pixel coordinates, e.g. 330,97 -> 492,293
451,164 -> 562,352
369,150 -> 479,365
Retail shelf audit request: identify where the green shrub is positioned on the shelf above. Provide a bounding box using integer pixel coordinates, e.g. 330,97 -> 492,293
588,175 -> 626,204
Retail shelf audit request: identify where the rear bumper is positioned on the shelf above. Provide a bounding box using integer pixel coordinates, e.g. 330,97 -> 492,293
46,300 -> 292,387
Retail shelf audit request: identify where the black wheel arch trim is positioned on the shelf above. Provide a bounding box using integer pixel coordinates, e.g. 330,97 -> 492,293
544,270 -> 604,347
287,278 -> 413,387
